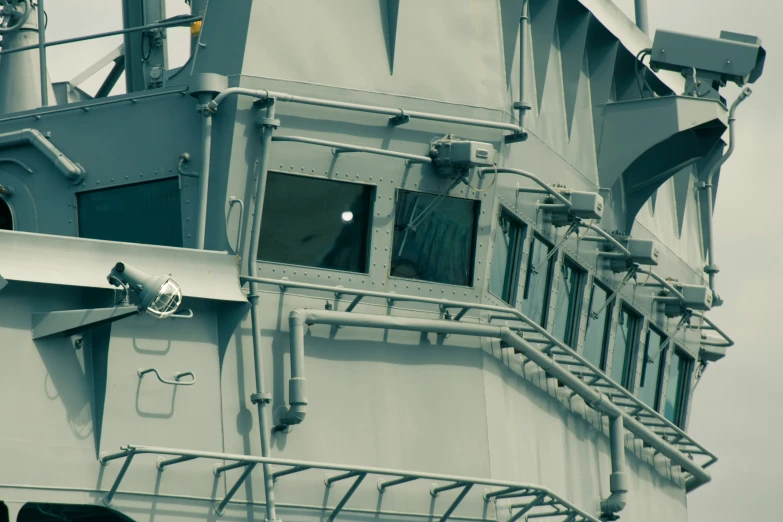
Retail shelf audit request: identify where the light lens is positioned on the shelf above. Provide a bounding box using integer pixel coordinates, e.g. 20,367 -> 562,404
145,278 -> 182,318
341,211 -> 354,223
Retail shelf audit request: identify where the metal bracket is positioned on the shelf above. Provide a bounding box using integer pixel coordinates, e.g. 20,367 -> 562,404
504,131 -> 529,144
250,391 -> 272,405
31,305 -> 139,340
388,110 -> 410,126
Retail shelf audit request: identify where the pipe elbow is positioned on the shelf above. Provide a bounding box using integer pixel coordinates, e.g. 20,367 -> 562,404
498,326 -> 514,343
600,492 -> 627,517
289,309 -> 308,326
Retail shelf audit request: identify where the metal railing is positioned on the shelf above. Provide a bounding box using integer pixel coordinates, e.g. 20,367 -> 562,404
0,11 -> 201,108
242,275 -> 719,478
100,445 -> 600,521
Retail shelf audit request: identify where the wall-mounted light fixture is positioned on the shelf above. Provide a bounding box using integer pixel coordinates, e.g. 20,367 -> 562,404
31,262 -> 185,340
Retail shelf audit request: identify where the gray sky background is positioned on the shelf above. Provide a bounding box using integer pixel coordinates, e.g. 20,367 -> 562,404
40,1 -> 780,520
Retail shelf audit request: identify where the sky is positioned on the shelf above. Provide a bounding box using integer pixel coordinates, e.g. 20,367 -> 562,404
39,1 -> 780,521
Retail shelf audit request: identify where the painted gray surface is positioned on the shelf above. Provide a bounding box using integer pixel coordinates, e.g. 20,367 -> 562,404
0,0 -> 765,520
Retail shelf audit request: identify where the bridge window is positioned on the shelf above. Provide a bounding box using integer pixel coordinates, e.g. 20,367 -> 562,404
552,258 -> 586,347
391,189 -> 479,286
258,172 -> 373,273
522,234 -> 553,325
638,327 -> 667,408
489,210 -> 525,305
583,282 -> 613,368
663,347 -> 692,427
0,197 -> 11,230
609,304 -> 641,388
17,503 -> 135,522
77,178 -> 182,247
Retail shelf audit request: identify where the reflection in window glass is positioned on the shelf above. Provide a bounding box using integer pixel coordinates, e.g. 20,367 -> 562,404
638,328 -> 667,408
391,190 -> 479,286
522,235 -> 553,325
583,283 -> 613,368
489,211 -> 525,305
78,178 -> 182,247
0,197 -> 11,230
258,172 -> 373,273
552,259 -> 585,347
664,349 -> 692,426
610,305 -> 640,388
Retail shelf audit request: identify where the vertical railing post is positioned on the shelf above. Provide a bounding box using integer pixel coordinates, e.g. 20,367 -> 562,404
37,0 -> 48,106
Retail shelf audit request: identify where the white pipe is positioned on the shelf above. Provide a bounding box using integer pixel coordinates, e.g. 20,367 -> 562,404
702,87 -> 752,305
195,95 -> 212,249
0,129 -> 85,183
600,416 -> 628,516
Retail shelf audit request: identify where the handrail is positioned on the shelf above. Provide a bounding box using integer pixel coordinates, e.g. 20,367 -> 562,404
137,368 -> 196,386
272,135 -> 432,164
206,88 -> 527,142
241,275 -> 717,479
0,15 -> 202,57
479,167 -> 572,207
99,444 -> 600,521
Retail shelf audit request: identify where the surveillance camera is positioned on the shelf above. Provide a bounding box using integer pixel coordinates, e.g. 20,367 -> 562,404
649,30 -> 765,97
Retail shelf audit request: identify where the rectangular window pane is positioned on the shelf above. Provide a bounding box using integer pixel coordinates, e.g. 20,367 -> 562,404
552,259 -> 585,347
391,190 -> 479,286
610,305 -> 640,388
584,283 -> 612,368
489,211 -> 525,304
522,235 -> 553,325
664,349 -> 692,426
258,172 -> 373,273
78,178 -> 183,247
638,328 -> 667,408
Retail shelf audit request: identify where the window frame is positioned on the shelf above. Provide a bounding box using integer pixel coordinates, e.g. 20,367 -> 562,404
256,171 -> 376,275
521,232 -> 555,326
582,279 -> 615,370
609,302 -> 642,390
389,188 -> 481,288
662,345 -> 694,427
551,256 -> 586,348
488,208 -> 526,306
637,325 -> 668,409
76,176 -> 184,248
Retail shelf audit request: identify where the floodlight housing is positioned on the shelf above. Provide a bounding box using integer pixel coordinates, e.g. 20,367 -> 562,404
108,262 -> 182,318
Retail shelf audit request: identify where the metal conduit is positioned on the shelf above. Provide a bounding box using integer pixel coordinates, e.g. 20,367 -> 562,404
478,167 -> 572,207
702,87 -> 752,305
271,135 -> 432,164
279,309 -> 710,491
0,129 -> 85,183
206,88 -> 526,139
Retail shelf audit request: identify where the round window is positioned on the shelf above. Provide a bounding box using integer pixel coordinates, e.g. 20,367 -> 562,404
0,197 -> 12,230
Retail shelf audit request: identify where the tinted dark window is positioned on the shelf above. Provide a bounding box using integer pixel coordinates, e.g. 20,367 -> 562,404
584,282 -> 613,368
0,197 -> 11,230
77,178 -> 182,247
552,258 -> 586,347
638,327 -> 667,408
664,348 -> 692,427
17,503 -> 135,522
258,172 -> 373,273
522,235 -> 554,325
391,190 -> 479,286
610,304 -> 641,388
489,210 -> 525,304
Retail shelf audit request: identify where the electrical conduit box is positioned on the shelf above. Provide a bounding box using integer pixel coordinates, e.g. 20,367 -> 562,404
568,191 -> 603,221
429,136 -> 496,178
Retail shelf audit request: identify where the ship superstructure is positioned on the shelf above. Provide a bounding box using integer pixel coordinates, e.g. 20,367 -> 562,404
0,1 -> 766,521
